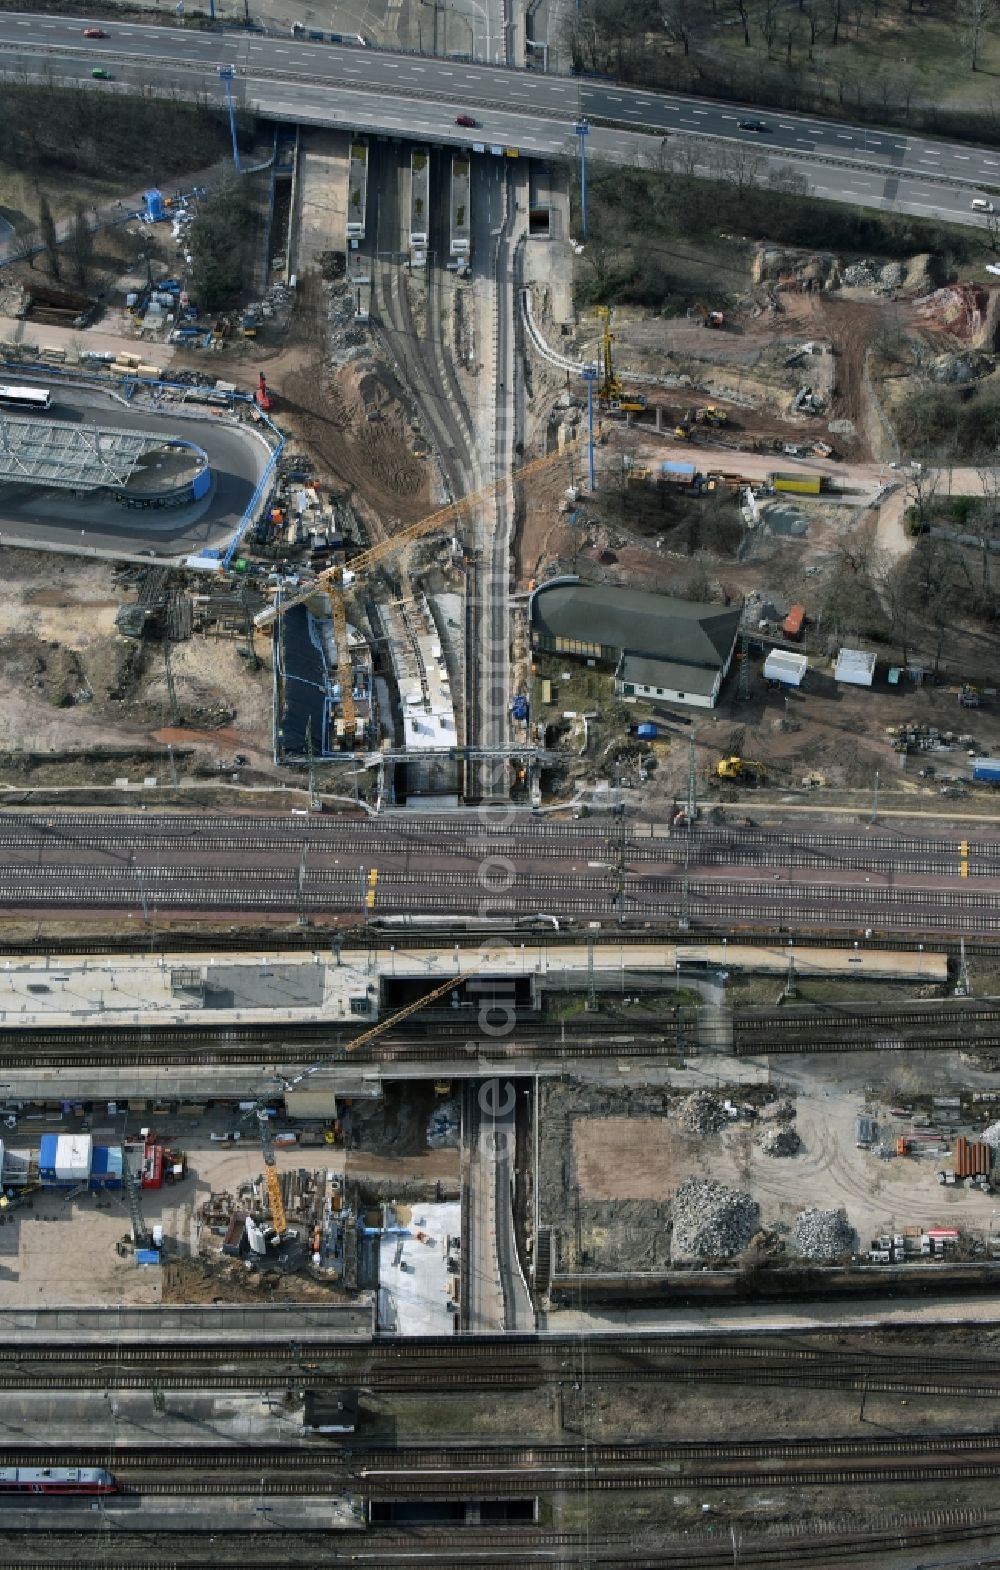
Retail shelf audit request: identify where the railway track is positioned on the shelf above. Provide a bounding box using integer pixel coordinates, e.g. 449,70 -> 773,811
12,1431 -> 1000,1472
2,813 -> 999,873
6,850 -> 1000,932
8,1336 -> 1000,1398
2,996 -> 999,1067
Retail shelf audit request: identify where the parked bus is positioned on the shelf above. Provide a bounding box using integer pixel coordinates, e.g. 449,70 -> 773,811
0,385 -> 51,411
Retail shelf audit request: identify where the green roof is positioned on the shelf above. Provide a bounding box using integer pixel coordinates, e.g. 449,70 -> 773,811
532,584 -> 741,672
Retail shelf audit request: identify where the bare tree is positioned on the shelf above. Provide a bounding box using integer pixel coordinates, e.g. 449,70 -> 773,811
734,0 -> 751,45
69,203 -> 93,288
759,0 -> 780,52
662,0 -> 695,54
826,0 -> 846,43
37,191 -> 58,280
959,0 -> 995,70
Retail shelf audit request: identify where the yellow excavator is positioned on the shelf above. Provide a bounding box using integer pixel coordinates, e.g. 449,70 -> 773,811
253,968 -> 476,1240
254,441 -> 582,747
716,756 -> 767,784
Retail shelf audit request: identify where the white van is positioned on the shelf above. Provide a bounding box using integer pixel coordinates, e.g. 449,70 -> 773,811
972,198 -> 994,213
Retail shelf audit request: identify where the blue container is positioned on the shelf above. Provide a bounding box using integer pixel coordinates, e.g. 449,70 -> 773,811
39,1134 -> 58,1177
135,1249 -> 161,1266
973,758 -> 1000,783
636,723 -> 658,740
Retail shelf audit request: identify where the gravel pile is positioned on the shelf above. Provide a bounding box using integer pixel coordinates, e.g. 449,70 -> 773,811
981,1121 -> 1000,1149
880,261 -> 906,287
843,259 -> 880,287
758,1125 -> 802,1157
794,1207 -> 856,1260
674,1091 -> 729,1137
671,1178 -> 758,1261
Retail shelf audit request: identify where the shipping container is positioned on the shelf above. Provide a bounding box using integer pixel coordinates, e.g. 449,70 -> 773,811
636,723 -> 658,740
973,757 -> 1000,784
89,1146 -> 123,1189
855,1114 -> 877,1147
54,1133 -> 92,1181
223,1212 -> 247,1258
770,472 -> 823,496
782,604 -> 806,639
39,1133 -> 58,1176
954,1136 -> 992,1177
134,1249 -> 161,1266
661,460 -> 698,486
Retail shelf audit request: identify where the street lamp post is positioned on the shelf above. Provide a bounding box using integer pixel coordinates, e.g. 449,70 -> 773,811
581,363 -> 597,492
574,119 -> 590,239
218,66 -> 241,172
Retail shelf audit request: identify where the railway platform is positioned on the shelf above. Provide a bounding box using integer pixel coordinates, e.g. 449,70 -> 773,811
0,942 -> 947,1031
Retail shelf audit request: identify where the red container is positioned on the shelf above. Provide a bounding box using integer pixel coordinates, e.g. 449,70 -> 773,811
783,604 -> 806,640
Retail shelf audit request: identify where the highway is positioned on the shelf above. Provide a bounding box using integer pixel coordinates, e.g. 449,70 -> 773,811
2,810 -> 999,934
1,14 -> 997,225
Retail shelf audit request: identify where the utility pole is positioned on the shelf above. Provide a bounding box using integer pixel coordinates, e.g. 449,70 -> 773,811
217,66 -> 241,172
240,580 -> 260,671
955,938 -> 971,998
737,625 -> 750,704
586,933 -> 596,1012
304,716 -> 320,812
686,737 -> 698,825
296,847 -> 308,928
870,768 -> 880,825
581,363 -> 597,492
574,119 -> 590,238
163,641 -> 179,727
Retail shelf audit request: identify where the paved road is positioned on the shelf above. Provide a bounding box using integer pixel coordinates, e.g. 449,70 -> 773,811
3,14 -> 998,224
0,385 -> 267,558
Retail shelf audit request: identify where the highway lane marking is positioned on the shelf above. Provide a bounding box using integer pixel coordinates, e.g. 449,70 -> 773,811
779,122 -> 794,129
836,133 -> 853,141
691,109 -> 706,115
608,94 -> 623,102
954,154 -> 970,160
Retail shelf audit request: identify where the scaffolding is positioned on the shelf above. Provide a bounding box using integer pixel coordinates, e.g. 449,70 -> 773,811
0,411 -> 170,491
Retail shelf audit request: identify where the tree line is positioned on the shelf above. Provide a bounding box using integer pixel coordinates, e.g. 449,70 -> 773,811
564,0 -> 1000,146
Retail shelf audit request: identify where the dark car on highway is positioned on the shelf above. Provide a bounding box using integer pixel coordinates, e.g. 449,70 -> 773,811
738,118 -> 770,132
455,114 -> 478,128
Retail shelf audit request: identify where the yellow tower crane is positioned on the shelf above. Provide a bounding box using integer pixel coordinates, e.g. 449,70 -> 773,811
254,440 -> 583,746
253,966 -> 480,1240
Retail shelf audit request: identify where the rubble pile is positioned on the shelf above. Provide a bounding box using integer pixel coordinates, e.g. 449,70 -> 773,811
426,1100 -> 460,1150
671,1178 -> 758,1261
758,1124 -> 802,1157
793,1207 -> 856,1260
673,1091 -> 729,1136
760,1098 -> 796,1123
980,1120 -> 1000,1149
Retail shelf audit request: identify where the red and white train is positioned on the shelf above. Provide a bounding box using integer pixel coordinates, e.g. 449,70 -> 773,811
0,1467 -> 117,1495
